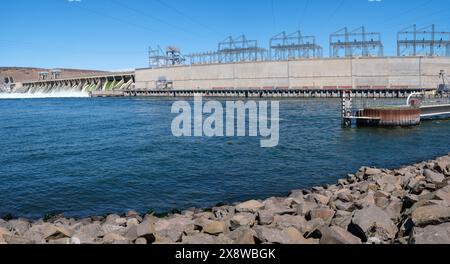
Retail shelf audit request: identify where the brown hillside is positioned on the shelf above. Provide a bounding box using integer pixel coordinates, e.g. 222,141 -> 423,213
0,67 -> 109,83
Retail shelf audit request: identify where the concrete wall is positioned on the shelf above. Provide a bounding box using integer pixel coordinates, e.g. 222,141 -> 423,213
135,57 -> 450,90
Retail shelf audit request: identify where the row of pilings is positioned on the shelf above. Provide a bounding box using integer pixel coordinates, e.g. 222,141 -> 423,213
120,88 -> 432,99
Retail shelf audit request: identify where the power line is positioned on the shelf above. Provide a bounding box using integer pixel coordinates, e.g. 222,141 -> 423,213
376,0 -> 434,26
318,0 -> 345,30
400,5 -> 450,27
271,0 -> 276,31
0,38 -> 147,56
153,0 -> 218,34
108,0 -> 204,37
328,0 -> 346,21
298,0 -> 310,29
66,1 -> 163,35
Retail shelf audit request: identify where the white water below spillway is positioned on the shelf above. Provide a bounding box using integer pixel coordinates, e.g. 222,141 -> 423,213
0,91 -> 89,99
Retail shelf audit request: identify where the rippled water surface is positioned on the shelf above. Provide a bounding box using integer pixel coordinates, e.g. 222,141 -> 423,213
1,97 -> 449,219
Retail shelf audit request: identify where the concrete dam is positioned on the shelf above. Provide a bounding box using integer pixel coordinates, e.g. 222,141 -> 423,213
9,56 -> 449,99
135,56 -> 450,91
127,25 -> 450,98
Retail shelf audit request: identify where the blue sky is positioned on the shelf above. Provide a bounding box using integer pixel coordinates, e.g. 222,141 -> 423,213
1,0 -> 450,71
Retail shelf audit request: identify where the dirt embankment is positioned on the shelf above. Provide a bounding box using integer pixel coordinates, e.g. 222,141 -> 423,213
0,67 -> 108,83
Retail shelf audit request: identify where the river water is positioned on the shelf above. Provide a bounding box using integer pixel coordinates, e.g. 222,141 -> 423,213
0,96 -> 449,219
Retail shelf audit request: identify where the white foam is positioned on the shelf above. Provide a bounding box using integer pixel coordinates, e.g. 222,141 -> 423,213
0,91 -> 89,99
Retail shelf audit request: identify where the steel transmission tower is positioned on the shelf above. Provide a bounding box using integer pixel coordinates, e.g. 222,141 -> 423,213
330,26 -> 384,58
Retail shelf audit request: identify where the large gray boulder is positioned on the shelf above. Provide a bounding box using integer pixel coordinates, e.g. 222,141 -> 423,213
308,208 -> 335,224
8,219 -> 30,236
226,227 -> 256,244
331,210 -> 353,229
202,220 -> 227,235
410,223 -> 450,244
21,223 -> 53,244
376,174 -> 402,193
365,168 -> 382,176
435,157 -> 450,175
319,226 -> 362,244
124,225 -> 139,241
135,237 -> 147,244
434,188 -> 450,205
424,169 -> 445,184
103,232 -> 128,244
303,218 -> 326,237
101,223 -> 126,235
235,200 -> 264,213
73,223 -> 104,244
254,226 -> 314,244
182,233 -> 217,244
104,214 -> 123,225
213,206 -> 235,220
354,192 -> 376,209
258,210 -> 275,225
295,201 -> 319,216
411,205 -> 450,226
154,216 -> 195,243
136,219 -> 156,240
351,205 -> 398,241
43,225 -> 74,241
273,215 -> 307,232
335,189 -> 354,203
230,213 -> 256,230
333,200 -> 354,212
384,198 -> 403,221
263,198 -> 296,214
0,227 -> 12,244
305,194 -> 330,206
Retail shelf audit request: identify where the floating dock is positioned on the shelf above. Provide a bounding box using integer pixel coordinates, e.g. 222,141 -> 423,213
342,92 -> 450,127
355,107 -> 421,126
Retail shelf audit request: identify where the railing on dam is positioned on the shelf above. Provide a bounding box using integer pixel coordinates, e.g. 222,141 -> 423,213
22,72 -> 134,84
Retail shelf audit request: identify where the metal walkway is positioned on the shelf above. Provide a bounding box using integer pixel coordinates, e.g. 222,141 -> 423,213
420,104 -> 450,118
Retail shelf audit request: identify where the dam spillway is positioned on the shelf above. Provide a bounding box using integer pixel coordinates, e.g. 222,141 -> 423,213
18,72 -> 135,94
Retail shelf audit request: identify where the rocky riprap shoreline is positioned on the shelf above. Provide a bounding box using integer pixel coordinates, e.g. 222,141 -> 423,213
2,155 -> 450,245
